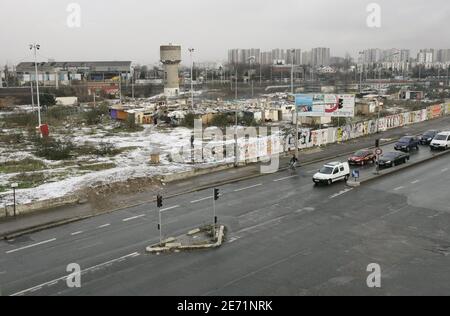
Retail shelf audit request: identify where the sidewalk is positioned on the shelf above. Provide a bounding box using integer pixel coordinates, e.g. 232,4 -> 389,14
1,115 -> 450,238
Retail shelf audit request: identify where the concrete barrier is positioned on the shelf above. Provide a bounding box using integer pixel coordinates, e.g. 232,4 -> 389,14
0,195 -> 79,220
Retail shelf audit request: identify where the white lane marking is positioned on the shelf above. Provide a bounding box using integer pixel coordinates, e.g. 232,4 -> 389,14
228,236 -> 241,244
442,168 -> 449,172
70,231 -> 83,236
411,180 -> 420,184
98,223 -> 111,229
160,205 -> 180,213
6,238 -> 56,254
190,196 -> 213,204
77,242 -> 102,251
234,183 -> 262,192
394,186 -> 405,191
329,188 -> 353,199
122,214 -> 145,222
0,271 -> 6,275
10,252 -> 140,296
273,175 -> 297,182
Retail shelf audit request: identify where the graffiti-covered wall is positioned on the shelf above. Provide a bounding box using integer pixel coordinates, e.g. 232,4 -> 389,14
284,104 -> 446,153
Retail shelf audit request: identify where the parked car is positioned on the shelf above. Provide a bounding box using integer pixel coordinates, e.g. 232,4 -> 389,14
313,162 -> 350,185
348,149 -> 376,165
377,152 -> 410,168
394,136 -> 420,152
420,130 -> 440,145
430,131 -> 450,150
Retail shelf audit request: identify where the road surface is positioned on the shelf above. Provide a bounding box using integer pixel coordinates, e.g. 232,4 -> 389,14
1,141 -> 450,296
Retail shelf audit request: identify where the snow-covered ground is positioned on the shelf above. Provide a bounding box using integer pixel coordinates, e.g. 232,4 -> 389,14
0,125 -> 196,205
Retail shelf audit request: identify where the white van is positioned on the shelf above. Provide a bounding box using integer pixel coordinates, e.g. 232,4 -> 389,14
313,162 -> 351,185
430,131 -> 450,150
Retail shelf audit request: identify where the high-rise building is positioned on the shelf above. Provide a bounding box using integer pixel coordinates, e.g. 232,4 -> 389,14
311,47 -> 330,66
261,51 -> 273,65
302,50 -> 312,66
228,49 -> 240,65
271,49 -> 286,63
286,49 -> 302,65
228,48 -> 261,64
436,49 -> 450,63
417,49 -> 435,64
359,48 -> 382,64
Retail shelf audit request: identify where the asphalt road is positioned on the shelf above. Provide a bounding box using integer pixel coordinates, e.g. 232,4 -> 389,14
1,135 -> 450,295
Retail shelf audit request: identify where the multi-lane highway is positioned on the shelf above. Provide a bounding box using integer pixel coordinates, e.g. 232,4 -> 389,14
1,134 -> 450,296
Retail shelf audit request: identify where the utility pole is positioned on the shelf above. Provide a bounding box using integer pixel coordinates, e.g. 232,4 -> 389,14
295,105 -> 299,159
259,52 -> 262,86
234,66 -> 239,167
189,48 -> 195,110
447,65 -> 449,87
30,81 -> 35,110
30,44 -> 41,127
131,66 -> 135,100
290,49 -> 295,94
118,72 -> 122,103
11,183 -> 18,217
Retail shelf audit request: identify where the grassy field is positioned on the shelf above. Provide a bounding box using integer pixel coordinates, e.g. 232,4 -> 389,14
0,158 -> 46,174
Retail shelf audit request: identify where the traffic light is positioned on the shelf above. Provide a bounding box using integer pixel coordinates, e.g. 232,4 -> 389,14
338,98 -> 344,109
157,194 -> 163,208
375,138 -> 380,148
214,188 -> 220,201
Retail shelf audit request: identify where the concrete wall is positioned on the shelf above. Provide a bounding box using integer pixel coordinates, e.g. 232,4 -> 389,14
1,195 -> 79,219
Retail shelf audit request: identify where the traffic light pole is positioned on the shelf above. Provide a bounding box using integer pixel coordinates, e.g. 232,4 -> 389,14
158,208 -> 162,246
213,197 -> 216,240
157,194 -> 163,245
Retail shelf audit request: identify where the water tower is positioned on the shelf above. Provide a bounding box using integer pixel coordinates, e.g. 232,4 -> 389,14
160,44 -> 181,97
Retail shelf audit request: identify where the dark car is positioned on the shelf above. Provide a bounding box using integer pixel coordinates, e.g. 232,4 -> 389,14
420,130 -> 440,145
377,152 -> 410,168
348,149 -> 376,165
394,136 -> 420,152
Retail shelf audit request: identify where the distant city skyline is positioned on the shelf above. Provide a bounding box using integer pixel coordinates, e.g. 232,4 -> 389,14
1,0 -> 450,66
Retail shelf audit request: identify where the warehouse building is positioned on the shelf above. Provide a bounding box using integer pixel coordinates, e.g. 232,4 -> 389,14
15,61 -> 132,86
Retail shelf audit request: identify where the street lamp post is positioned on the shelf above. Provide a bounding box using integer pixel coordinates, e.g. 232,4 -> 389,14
234,65 -> 239,167
188,48 -> 195,110
11,183 -> 18,216
247,56 -> 256,98
131,66 -> 135,100
29,44 -> 41,127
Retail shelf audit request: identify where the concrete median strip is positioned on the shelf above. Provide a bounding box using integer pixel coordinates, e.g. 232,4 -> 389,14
146,225 -> 226,254
355,149 -> 450,186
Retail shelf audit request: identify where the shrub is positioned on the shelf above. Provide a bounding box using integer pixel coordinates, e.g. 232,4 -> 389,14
84,104 -> 109,125
34,136 -> 74,160
4,112 -> 38,127
211,113 -> 230,128
96,142 -> 118,156
180,112 -> 199,128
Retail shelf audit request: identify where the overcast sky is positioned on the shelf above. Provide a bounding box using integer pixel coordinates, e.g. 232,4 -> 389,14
1,0 -> 449,66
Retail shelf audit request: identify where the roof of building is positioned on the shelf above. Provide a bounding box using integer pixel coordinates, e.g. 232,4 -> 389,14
16,61 -> 132,72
